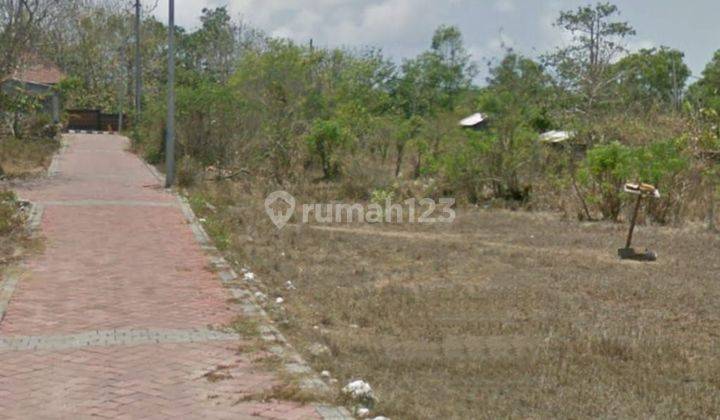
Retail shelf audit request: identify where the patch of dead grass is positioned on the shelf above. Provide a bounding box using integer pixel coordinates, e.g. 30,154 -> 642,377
237,381 -> 319,405
192,179 -> 720,419
0,137 -> 59,178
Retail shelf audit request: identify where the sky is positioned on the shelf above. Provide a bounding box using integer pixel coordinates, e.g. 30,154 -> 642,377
152,0 -> 719,83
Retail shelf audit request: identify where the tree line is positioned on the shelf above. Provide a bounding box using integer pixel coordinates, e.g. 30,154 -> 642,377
2,2 -> 720,226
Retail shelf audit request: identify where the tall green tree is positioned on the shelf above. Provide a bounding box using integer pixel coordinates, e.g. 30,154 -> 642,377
613,47 -> 689,109
181,7 -> 238,83
478,52 -> 554,199
430,24 -> 477,110
688,50 -> 720,114
548,2 -> 636,113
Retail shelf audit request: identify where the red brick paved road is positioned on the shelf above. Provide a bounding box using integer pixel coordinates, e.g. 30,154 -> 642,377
1,134 -> 322,419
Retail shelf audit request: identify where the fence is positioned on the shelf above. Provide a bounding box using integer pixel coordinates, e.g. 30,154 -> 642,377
67,109 -> 128,132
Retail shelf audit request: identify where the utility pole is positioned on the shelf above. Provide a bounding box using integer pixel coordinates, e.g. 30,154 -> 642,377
165,0 -> 176,187
134,0 -> 141,135
118,47 -> 125,132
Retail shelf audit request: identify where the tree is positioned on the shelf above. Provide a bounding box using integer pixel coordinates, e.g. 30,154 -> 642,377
306,119 -> 347,179
548,2 -> 636,113
477,52 -> 554,199
430,25 -> 477,110
613,47 -> 690,110
181,7 -> 238,83
392,26 -> 477,178
688,50 -> 720,114
395,25 -> 476,116
0,0 -> 63,77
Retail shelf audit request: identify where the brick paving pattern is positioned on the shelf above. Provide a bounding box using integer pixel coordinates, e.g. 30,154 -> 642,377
1,134 -> 322,419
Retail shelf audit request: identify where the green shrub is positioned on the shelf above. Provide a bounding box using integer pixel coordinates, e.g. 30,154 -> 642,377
578,141 -> 635,220
578,139 -> 689,222
439,132 -> 493,203
636,138 -> 689,223
306,119 -> 348,179
0,190 -> 21,235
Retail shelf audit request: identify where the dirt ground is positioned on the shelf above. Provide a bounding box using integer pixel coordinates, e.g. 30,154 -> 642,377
191,184 -> 720,419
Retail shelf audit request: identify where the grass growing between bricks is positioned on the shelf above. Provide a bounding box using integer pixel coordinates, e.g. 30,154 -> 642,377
187,179 -> 720,419
227,316 -> 261,338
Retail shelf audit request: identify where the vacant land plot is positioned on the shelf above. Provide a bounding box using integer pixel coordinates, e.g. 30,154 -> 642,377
192,185 -> 720,419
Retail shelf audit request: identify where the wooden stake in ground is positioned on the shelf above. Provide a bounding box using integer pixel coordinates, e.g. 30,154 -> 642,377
618,182 -> 659,261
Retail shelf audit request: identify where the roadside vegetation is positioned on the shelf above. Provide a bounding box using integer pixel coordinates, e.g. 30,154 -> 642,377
5,2 -> 719,224
0,190 -> 34,268
128,3 -> 720,226
0,66 -> 60,178
4,1 -> 720,417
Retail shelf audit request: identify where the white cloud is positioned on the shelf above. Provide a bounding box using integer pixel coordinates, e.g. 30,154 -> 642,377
494,0 -> 516,13
149,0 -> 718,80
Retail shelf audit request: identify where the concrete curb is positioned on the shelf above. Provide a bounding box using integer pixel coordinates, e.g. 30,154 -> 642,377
0,269 -> 19,325
47,138 -> 68,177
66,130 -> 116,135
1,131 -> 56,330
174,196 -> 353,419
0,327 -> 239,352
139,158 -> 352,419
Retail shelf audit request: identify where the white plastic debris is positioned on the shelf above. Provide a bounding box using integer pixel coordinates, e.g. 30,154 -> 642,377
342,380 -> 374,401
275,297 -> 284,304
285,281 -> 296,290
321,370 -> 331,379
356,407 -> 370,418
459,112 -> 487,128
538,130 -> 575,144
308,342 -> 330,357
243,272 -> 255,282
198,218 -> 207,223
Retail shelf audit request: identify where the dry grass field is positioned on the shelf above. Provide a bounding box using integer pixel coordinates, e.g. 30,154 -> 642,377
0,137 -> 59,178
192,183 -> 720,419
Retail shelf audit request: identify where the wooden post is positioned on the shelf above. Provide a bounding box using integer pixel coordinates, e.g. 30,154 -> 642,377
625,194 -> 642,249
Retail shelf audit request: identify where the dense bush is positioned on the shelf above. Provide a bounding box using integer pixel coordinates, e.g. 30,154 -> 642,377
102,4 -> 720,226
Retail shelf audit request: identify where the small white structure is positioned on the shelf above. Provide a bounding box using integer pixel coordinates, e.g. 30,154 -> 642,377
459,112 -> 488,130
538,130 -> 575,144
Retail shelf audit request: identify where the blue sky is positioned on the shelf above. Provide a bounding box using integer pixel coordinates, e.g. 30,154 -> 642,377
153,0 -> 719,83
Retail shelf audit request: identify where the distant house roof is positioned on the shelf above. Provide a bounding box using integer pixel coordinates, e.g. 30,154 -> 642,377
7,54 -> 65,86
459,112 -> 487,128
538,130 -> 575,144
